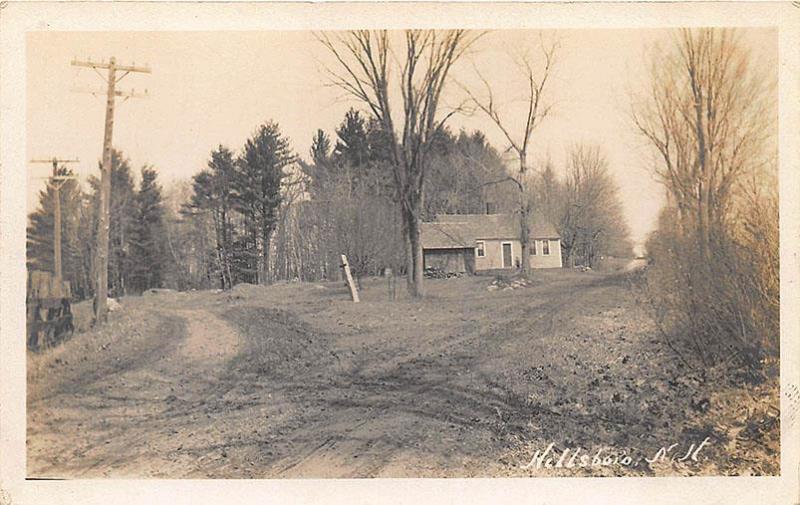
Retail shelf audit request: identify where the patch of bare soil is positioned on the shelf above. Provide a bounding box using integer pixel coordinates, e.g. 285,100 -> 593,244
27,271 -> 779,478
175,309 -> 240,364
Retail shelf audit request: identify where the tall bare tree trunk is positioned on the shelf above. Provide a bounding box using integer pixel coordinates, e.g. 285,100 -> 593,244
519,209 -> 531,274
519,157 -> 531,276
261,228 -> 271,285
407,206 -> 424,298
213,211 -> 227,289
402,208 -> 414,293
691,60 -> 712,261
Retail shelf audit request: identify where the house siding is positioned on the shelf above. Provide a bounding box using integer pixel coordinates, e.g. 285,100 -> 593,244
475,239 -> 522,270
473,238 -> 563,271
530,238 -> 563,269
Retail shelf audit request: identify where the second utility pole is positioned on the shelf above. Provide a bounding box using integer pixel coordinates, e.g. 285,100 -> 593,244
29,157 -> 79,282
71,56 -> 150,323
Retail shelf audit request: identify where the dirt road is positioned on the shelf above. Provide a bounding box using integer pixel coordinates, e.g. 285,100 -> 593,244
27,270 -> 779,478
27,304 -> 247,477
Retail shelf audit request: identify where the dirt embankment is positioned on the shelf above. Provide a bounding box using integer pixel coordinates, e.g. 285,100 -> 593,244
27,270 -> 779,478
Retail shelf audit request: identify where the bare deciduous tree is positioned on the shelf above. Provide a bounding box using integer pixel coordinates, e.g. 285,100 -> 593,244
633,28 -> 778,369
317,30 -> 479,298
632,28 -> 774,259
463,35 -> 558,276
560,144 -> 631,267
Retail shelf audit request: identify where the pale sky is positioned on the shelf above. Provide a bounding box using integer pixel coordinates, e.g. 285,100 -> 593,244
26,29 -> 777,245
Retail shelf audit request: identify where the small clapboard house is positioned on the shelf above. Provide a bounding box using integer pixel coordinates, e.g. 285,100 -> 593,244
420,213 -> 562,274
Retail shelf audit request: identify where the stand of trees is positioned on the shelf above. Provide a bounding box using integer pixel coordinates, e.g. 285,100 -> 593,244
633,28 -> 778,372
523,146 -> 633,269
181,110 -> 518,288
293,111 -> 400,283
183,122 -> 295,288
26,111 -> 525,302
424,129 -> 517,217
28,119 -> 634,301
27,150 -> 169,299
181,112 -> 628,287
559,145 -> 633,266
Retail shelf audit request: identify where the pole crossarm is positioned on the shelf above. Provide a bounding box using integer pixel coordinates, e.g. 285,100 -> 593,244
30,175 -> 78,181
30,158 -> 79,165
71,87 -> 149,99
71,59 -> 151,74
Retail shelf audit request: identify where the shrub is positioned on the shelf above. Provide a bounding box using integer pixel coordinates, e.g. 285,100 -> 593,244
642,195 -> 778,381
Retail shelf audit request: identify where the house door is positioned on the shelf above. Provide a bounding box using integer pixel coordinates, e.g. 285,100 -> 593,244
502,242 -> 513,268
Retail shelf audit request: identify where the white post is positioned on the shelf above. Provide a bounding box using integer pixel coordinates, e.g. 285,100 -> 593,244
386,268 -> 396,301
341,254 -> 359,303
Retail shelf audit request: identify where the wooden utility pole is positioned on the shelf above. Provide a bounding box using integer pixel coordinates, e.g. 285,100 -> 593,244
30,158 -> 79,282
71,56 -> 150,323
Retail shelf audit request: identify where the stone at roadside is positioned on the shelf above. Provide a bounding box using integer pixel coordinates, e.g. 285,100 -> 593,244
107,298 -> 122,312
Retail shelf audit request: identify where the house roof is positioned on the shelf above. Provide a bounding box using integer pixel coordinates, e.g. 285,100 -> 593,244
420,222 -> 477,249
421,213 -> 560,250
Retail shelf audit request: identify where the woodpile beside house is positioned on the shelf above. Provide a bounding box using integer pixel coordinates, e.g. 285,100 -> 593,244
423,266 -> 464,279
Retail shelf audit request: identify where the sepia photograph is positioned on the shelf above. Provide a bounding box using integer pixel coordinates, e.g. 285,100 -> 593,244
21,25 -> 781,480
1,2 -> 798,503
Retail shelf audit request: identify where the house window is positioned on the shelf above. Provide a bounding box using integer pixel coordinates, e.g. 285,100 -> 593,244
542,239 -> 550,255
532,240 -> 537,255
476,241 -> 486,258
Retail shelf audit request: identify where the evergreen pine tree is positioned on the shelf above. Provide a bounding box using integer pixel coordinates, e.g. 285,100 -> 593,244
186,146 -> 238,288
333,109 -> 370,171
310,129 -> 332,167
233,121 -> 296,284
130,165 -> 166,293
304,129 -> 333,196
